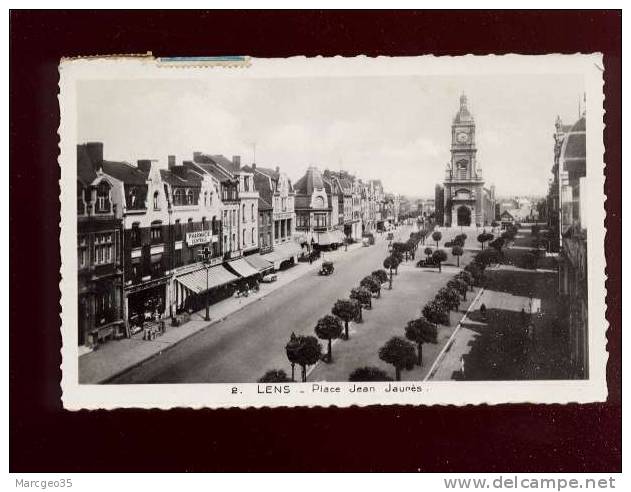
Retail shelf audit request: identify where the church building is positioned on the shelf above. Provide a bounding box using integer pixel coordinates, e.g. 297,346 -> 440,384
441,94 -> 496,227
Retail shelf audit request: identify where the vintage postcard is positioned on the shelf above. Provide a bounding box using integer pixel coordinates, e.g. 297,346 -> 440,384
59,54 -> 607,409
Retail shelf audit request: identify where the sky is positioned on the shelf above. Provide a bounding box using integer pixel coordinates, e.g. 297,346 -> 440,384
77,73 -> 585,198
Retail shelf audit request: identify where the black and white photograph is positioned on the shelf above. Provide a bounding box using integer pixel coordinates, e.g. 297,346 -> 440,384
59,54 -> 606,409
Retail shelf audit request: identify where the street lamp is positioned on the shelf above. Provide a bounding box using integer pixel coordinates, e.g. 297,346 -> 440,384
198,245 -> 213,322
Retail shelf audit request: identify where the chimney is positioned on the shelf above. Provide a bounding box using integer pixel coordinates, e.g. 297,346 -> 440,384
137,159 -> 152,173
232,155 -> 241,168
168,155 -> 176,169
85,142 -> 104,172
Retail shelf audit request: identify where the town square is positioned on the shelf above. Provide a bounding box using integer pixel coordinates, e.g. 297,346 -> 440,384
72,65 -> 591,387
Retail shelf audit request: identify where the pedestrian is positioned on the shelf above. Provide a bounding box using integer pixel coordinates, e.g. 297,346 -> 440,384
520,307 -> 528,326
460,355 -> 466,378
480,303 -> 487,317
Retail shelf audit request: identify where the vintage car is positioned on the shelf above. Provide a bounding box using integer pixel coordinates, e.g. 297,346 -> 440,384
319,261 -> 335,276
261,273 -> 278,283
416,257 -> 438,268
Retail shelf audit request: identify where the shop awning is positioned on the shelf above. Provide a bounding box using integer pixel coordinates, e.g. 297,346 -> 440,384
175,265 -> 238,294
316,231 -> 333,246
262,242 -> 303,264
244,254 -> 274,273
332,230 -> 345,244
228,258 -> 261,278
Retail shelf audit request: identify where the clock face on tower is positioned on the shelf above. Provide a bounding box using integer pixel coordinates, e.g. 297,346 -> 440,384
456,131 -> 469,144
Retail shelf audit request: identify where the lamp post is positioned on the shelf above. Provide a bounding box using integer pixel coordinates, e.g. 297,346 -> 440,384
198,245 -> 212,322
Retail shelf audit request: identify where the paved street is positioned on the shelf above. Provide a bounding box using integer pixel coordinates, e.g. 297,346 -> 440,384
111,225 -> 479,383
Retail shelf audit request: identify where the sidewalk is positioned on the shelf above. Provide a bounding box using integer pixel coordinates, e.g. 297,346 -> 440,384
79,242 -> 365,384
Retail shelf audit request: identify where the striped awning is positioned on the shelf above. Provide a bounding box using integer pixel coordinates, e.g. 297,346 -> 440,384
244,254 -> 274,273
228,258 -> 260,278
175,265 -> 238,294
316,231 -> 333,246
262,242 -> 303,264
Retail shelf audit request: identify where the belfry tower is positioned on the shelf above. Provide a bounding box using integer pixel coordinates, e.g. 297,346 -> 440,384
443,93 -> 487,227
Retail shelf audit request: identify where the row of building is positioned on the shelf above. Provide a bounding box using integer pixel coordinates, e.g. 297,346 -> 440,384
546,109 -> 588,379
77,143 -> 400,347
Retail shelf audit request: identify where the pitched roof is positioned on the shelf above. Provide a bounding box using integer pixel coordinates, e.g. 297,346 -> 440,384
102,160 -> 147,185
453,93 -> 474,124
294,166 -> 324,195
258,196 -> 273,211
77,145 -> 97,185
561,116 -> 586,177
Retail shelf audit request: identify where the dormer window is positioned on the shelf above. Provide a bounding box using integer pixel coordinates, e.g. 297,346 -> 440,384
95,182 -> 111,213
186,189 -> 194,205
153,191 -> 159,211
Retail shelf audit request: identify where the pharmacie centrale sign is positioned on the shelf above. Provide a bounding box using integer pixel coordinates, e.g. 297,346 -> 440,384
186,230 -> 211,246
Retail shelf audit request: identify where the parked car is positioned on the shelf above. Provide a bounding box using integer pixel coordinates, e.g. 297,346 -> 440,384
261,273 -> 277,283
362,237 -> 370,247
416,258 -> 438,268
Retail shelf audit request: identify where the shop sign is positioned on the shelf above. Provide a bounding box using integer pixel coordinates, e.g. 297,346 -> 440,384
186,230 -> 211,246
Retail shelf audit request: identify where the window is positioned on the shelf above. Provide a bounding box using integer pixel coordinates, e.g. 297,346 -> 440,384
201,217 -> 207,231
242,229 -> 246,246
223,236 -> 228,253
77,186 -> 85,215
131,222 -> 141,248
457,160 -> 468,180
131,257 -> 141,282
94,233 -> 113,265
174,220 -> 182,240
251,203 -> 255,221
251,227 -> 255,245
95,182 -> 111,213
150,221 -> 163,243
232,233 -> 236,250
242,204 -> 246,219
315,213 -> 327,228
211,216 -> 218,235
78,235 -> 88,268
174,188 -> 185,206
151,253 -> 163,276
174,249 -> 182,267
282,198 -> 286,212
153,191 -> 159,210
186,189 -> 194,205
244,176 -> 250,191
314,196 -> 325,209
95,291 -> 113,326
204,191 -> 208,207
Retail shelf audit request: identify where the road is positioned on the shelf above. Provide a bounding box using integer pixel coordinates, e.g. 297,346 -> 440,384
111,228 -> 410,383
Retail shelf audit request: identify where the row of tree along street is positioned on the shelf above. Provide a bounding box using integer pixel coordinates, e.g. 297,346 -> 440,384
258,229 -> 431,384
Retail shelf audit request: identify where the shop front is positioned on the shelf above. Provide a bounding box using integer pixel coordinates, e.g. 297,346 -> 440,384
173,263 -> 239,314
125,280 -> 168,335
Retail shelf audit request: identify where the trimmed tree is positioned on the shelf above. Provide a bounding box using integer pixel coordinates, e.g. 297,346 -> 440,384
451,245 -> 464,267
258,369 -> 291,383
360,275 -> 381,298
447,277 -> 469,300
456,270 -> 475,291
432,231 -> 442,248
405,317 -> 438,366
332,299 -> 357,340
477,232 -> 489,250
378,336 -> 417,381
294,335 -> 322,382
489,237 -> 505,255
315,315 -> 343,363
372,269 -> 389,284
422,300 -> 450,326
424,247 -> 433,260
350,286 -> 372,311
464,262 -> 484,286
432,249 -> 448,273
383,256 -> 395,289
437,287 -> 461,312
349,366 -> 393,382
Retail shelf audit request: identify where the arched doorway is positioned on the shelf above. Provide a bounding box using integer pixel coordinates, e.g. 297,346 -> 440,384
457,205 -> 471,226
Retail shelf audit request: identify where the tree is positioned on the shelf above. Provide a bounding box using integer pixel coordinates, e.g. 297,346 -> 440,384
405,317 -> 438,366
351,286 -> 372,312
491,220 -> 499,232
489,237 -> 505,254
406,238 -> 417,260
475,248 -> 500,268
285,332 -> 302,381
315,315 -> 343,363
424,247 -> 433,259
432,231 -> 442,248
392,251 -> 404,273
258,369 -> 292,383
477,232 -> 490,250
360,275 -> 381,298
464,262 -> 484,286
383,256 -> 395,289
332,299 -> 357,340
348,366 -> 393,382
455,270 -> 475,292
447,277 -> 469,300
294,335 -> 322,382
422,300 -> 450,326
372,269 -> 389,284
378,336 -> 417,381
437,287 -> 460,311
432,249 -> 448,272
451,245 -> 464,267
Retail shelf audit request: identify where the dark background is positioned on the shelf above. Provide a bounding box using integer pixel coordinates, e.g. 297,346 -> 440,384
10,10 -> 621,472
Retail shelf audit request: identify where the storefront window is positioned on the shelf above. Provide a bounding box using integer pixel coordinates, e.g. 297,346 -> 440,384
174,220 -> 182,240
131,222 -> 141,248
